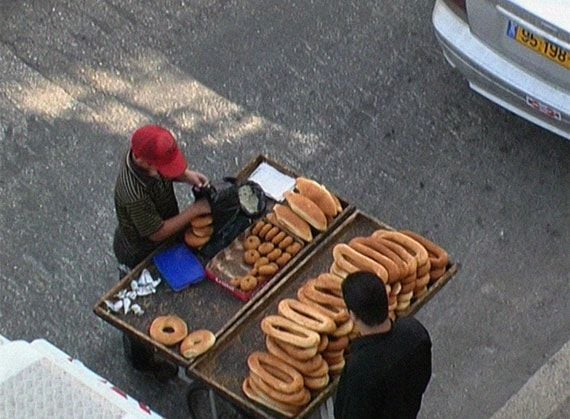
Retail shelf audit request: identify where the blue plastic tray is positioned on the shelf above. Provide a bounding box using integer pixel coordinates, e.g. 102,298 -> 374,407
152,243 -> 205,292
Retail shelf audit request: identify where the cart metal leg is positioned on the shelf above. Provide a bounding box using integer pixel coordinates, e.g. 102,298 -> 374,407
181,368 -> 218,419
319,396 -> 334,419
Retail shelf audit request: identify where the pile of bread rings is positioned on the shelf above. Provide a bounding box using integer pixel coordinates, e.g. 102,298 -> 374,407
184,213 -> 214,249
148,315 -> 216,359
242,273 -> 352,415
330,229 -> 449,319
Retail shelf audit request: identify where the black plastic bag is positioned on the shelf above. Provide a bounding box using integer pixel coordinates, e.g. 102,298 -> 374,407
194,177 -> 267,261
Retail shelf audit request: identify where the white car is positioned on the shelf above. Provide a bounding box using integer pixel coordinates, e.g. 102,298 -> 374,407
432,0 -> 570,140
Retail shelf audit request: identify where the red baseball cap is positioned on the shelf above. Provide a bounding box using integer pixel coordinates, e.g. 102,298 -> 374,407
131,125 -> 188,179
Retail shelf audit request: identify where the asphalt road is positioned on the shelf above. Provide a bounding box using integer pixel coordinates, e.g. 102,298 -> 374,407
1,1 -> 569,418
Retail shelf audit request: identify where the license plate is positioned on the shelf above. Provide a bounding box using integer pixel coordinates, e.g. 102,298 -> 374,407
507,21 -> 570,70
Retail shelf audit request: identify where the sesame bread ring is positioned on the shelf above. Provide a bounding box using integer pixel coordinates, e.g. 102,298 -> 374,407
264,226 -> 281,241
315,273 -> 343,297
193,225 -> 213,238
272,336 -> 318,361
304,374 -> 330,391
323,352 -> 345,367
333,318 -> 354,337
265,336 -> 324,376
416,273 -> 430,289
297,285 -> 350,324
349,237 -> 401,283
415,286 -> 428,298
374,236 -> 418,278
258,223 -> 273,239
180,330 -> 216,358
244,235 -> 261,250
277,298 -> 336,334
251,221 -> 265,236
271,231 -> 287,246
317,334 -> 329,353
363,236 -> 410,279
304,357 -> 329,378
328,358 -> 346,375
229,277 -> 241,288
247,352 -> 304,395
330,262 -> 350,279
390,281 -> 402,296
242,377 -> 301,416
261,315 -> 320,349
430,266 -> 446,281
303,280 -> 346,309
374,230 -> 430,273
398,290 -> 414,302
149,315 -> 188,346
327,335 -> 349,352
417,262 -> 430,278
278,236 -> 294,250
258,262 -> 279,276
248,372 -> 310,406
258,242 -> 275,255
333,244 -> 389,284
266,248 -> 283,262
184,230 -> 210,249
275,252 -> 292,267
244,249 -> 261,265
401,230 -> 449,269
190,214 -> 213,228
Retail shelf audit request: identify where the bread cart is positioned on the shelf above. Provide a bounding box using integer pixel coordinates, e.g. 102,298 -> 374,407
93,155 -> 458,418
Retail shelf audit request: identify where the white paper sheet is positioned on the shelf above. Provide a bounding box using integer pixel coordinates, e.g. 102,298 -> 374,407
247,162 -> 296,202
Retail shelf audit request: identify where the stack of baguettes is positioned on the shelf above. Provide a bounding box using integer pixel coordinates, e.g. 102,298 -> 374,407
330,230 -> 449,319
268,177 -> 343,244
242,273 -> 352,415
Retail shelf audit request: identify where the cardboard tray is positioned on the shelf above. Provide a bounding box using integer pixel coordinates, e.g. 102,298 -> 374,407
93,154 -> 354,367
186,211 -> 459,418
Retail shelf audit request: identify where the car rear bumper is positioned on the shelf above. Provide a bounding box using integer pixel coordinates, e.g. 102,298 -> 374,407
432,0 -> 570,140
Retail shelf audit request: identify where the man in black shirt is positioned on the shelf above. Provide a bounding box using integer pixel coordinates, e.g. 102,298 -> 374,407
334,272 -> 432,419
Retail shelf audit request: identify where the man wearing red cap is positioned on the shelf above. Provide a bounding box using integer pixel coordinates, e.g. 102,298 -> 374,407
113,125 -> 211,379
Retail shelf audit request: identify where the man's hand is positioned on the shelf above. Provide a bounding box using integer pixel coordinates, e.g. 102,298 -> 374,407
177,169 -> 209,187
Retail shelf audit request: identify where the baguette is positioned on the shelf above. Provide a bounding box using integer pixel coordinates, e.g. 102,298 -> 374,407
273,204 -> 313,242
284,191 -> 327,232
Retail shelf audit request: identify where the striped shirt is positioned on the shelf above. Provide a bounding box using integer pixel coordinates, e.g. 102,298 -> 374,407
113,150 -> 179,267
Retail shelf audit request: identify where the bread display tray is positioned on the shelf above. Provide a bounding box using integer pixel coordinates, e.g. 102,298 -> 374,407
186,211 -> 459,418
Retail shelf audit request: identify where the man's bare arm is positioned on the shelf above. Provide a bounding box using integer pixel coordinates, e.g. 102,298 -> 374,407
148,199 -> 211,242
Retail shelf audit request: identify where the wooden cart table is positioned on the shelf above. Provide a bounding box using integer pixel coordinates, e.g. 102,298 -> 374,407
94,155 -> 458,418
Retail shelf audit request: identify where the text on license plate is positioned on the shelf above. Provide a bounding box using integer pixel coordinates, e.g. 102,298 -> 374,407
507,21 -> 570,70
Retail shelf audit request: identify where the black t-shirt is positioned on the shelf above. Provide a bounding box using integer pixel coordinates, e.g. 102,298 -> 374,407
334,317 -> 432,419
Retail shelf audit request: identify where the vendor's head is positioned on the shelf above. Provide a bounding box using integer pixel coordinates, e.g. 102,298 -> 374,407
131,125 -> 188,179
342,271 -> 388,327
